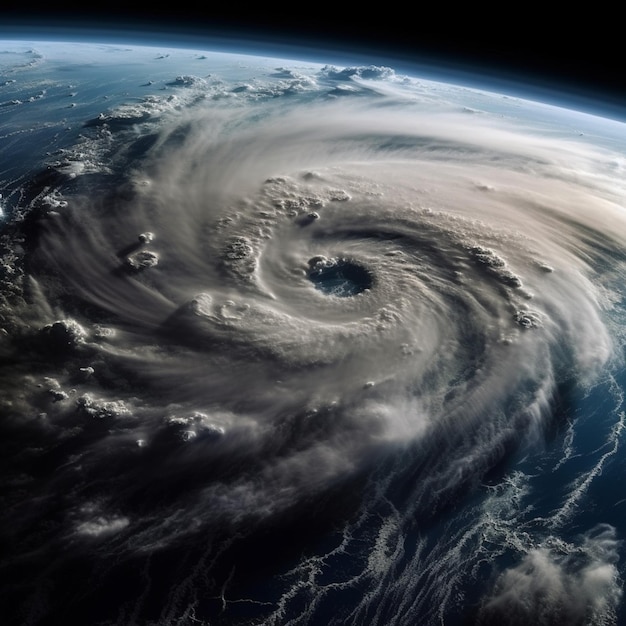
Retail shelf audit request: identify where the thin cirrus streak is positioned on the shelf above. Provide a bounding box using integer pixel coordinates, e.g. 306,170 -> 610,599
1,52 -> 625,626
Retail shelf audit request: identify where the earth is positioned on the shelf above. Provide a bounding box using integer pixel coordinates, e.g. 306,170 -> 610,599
1,40 -> 626,626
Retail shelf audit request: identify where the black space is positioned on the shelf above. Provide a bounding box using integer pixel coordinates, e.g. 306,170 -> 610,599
0,7 -> 623,120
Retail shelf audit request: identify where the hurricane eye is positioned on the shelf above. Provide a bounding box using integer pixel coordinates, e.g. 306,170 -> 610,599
307,258 -> 372,297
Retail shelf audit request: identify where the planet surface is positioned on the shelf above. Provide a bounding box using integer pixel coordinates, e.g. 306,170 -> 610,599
1,40 -> 626,626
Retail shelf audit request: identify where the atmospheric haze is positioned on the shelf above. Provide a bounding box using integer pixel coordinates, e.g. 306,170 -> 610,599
0,42 -> 625,626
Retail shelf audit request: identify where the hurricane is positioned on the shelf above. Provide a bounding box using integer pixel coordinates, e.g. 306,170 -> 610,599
1,43 -> 625,625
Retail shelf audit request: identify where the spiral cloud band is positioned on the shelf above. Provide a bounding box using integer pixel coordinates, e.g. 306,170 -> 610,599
0,44 -> 625,625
